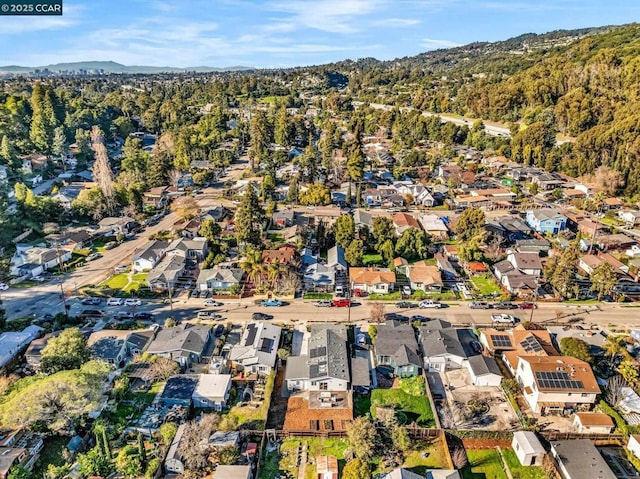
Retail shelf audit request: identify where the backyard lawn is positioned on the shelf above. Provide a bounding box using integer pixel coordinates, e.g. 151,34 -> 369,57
227,372 -> 275,429
503,450 -> 546,479
124,273 -> 148,293
31,436 -> 68,479
259,438 -> 349,479
363,253 -> 383,266
370,387 -> 434,426
113,381 -> 164,423
462,449 -> 509,479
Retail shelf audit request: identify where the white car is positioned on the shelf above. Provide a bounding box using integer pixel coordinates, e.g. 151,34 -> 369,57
419,300 -> 442,309
491,313 -> 517,324
106,298 -> 123,306
124,298 -> 142,306
0,283 -> 8,291
203,299 -> 223,307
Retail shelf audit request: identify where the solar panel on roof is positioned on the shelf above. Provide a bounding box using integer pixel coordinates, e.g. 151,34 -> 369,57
245,324 -> 257,346
521,336 -> 544,353
310,346 -> 327,358
491,334 -> 512,348
535,371 -> 584,390
259,338 -> 274,353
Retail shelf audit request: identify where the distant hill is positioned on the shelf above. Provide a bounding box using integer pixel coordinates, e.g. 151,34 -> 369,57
0,60 -> 253,74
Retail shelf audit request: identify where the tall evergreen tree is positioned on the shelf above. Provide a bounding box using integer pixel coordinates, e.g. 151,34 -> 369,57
91,126 -> 116,215
235,186 -> 265,248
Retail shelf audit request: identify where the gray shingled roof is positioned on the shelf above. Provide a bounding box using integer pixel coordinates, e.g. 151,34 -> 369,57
147,325 -> 210,356
551,439 -> 616,479
308,325 -> 349,382
375,321 -> 421,368
420,329 -> 467,359
467,355 -> 502,378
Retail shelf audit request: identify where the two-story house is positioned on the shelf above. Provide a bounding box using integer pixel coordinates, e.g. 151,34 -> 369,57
132,240 -> 169,272
374,321 -> 421,377
227,322 -> 281,376
525,209 -> 567,235
515,356 -> 600,414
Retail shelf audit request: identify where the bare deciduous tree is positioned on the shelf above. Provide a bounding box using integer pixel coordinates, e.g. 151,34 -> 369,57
178,414 -> 219,472
91,126 -> 116,215
147,357 -> 179,382
606,375 -> 628,406
452,447 -> 468,470
168,169 -> 182,188
370,302 -> 386,323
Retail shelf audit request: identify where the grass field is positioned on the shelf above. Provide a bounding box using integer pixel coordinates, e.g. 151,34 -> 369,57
303,292 -> 333,300
101,273 -> 129,289
124,273 -> 148,293
370,387 -> 434,426
462,449 -> 509,479
503,450 -> 546,479
470,274 -> 504,297
363,253 -> 384,265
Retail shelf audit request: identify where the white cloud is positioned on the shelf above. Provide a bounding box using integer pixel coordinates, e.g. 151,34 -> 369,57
421,37 -> 461,49
374,18 -> 421,26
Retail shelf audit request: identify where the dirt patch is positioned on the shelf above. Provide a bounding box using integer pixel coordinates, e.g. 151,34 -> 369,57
265,366 -> 288,429
283,395 -> 353,432
462,439 -> 512,449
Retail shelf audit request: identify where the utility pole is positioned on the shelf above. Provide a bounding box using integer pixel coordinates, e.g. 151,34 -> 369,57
529,276 -> 539,324
59,280 -> 69,321
167,281 -> 174,319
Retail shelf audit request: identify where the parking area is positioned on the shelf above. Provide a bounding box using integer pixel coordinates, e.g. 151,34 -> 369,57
439,368 -> 520,431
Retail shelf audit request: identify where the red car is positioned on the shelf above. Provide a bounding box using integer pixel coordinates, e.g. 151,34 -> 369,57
333,298 -> 351,307
518,302 -> 536,310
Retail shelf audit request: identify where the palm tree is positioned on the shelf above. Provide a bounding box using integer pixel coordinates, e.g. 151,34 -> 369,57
267,260 -> 288,291
240,248 -> 264,289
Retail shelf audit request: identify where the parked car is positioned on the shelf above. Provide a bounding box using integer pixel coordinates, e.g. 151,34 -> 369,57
106,298 -> 123,306
214,324 -> 225,337
396,301 -> 418,309
104,241 -> 118,250
491,313 -> 518,324
134,312 -> 154,320
410,315 -> 430,323
81,297 -> 102,305
114,265 -> 129,273
204,299 -> 223,307
333,298 -> 351,307
252,312 -> 273,321
114,311 -> 134,320
518,302 -> 536,310
80,309 -> 104,318
0,283 -> 8,291
469,301 -> 491,309
356,334 -> 367,346
124,298 -> 142,306
334,285 -> 345,296
261,299 -> 283,307
87,252 -> 103,261
314,300 -> 333,307
493,302 -> 517,310
197,311 -> 223,319
384,312 -> 409,322
402,286 -> 412,296
419,300 -> 442,309
470,341 -> 483,353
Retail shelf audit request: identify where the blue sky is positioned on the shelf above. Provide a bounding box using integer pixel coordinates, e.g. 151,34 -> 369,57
0,0 -> 637,68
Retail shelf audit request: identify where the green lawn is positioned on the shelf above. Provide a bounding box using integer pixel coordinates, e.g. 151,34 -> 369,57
354,393 -> 372,417
101,273 -> 129,289
370,387 -> 434,426
303,292 -> 333,300
372,439 -> 450,476
503,450 -> 546,479
124,273 -> 148,293
470,274 -> 504,296
462,449 -> 509,479
363,253 -> 384,266
259,438 -> 349,479
31,436 -> 68,479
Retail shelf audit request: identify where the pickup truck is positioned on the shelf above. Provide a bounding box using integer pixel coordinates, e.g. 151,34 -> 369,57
491,313 -> 517,324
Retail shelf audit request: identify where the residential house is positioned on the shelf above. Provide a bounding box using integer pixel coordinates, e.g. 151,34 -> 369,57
375,321 -> 421,377
353,209 -> 373,230
515,239 -> 550,254
125,331 -> 154,356
326,246 -> 347,274
132,240 -> 169,272
166,237 -> 208,261
0,448 -> 31,479
88,334 -> 127,367
10,245 -> 72,278
143,186 -> 169,209
425,471 -> 461,479
481,326 -> 558,373
532,173 -> 564,191
501,273 -> 539,297
212,465 -> 252,479
203,206 -> 231,223
262,245 -> 297,266
380,468 -> 427,479
418,325 -> 468,372
406,263 -> 443,293
197,267 -> 244,291
51,184 -> 85,209
350,267 -> 396,294
160,375 -> 198,407
393,212 -> 422,235
596,233 -> 636,252
273,209 -> 295,228
602,198 -> 623,210
285,324 -> 350,392
97,216 -> 136,236
145,252 -> 185,290
515,356 -> 600,414
618,210 -> 640,226
164,423 -> 187,474
525,209 -> 567,235
577,219 -> 608,238
419,214 -> 449,241
0,326 -> 44,371
303,262 -> 336,292
146,324 -> 212,367
507,251 -> 543,277
228,322 -> 282,376
437,164 -> 463,183
573,413 -> 614,434
0,431 -> 43,478
466,355 -> 503,386
550,440 -> 616,479
394,183 -> 435,207
316,455 -> 338,479
24,332 -> 58,370
435,253 -> 460,281
52,230 -> 92,252
393,257 -> 409,275
192,374 -> 232,410
511,431 -> 545,466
